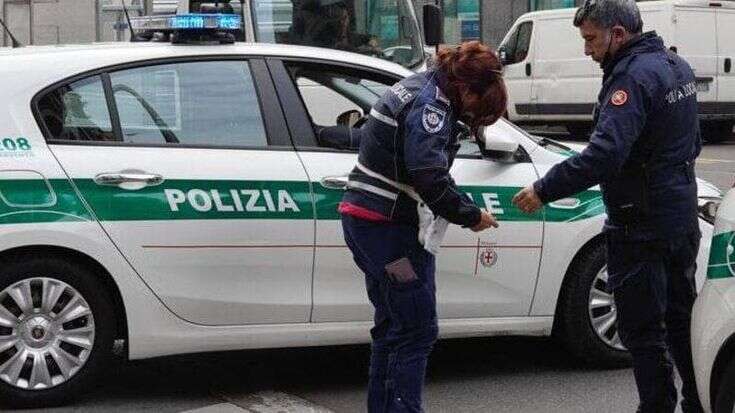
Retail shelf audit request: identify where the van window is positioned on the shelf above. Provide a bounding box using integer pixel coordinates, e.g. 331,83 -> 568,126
515,22 -> 533,63
502,21 -> 533,65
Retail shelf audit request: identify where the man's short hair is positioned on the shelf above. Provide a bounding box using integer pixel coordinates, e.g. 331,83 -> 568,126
573,0 -> 643,34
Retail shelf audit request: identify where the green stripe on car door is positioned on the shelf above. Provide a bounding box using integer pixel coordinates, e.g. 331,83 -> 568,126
708,231 -> 735,279
0,179 -> 605,224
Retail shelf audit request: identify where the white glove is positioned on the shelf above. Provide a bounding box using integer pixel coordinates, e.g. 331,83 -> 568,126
417,203 -> 449,255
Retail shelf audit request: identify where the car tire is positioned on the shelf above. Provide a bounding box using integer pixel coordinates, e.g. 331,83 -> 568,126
556,241 -> 632,368
0,254 -> 116,408
702,121 -> 734,144
715,357 -> 735,413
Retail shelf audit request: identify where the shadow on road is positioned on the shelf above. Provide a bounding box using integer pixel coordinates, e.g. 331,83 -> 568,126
43,336 -> 626,409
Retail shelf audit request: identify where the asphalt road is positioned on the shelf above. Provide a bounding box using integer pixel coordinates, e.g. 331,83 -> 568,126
14,338 -> 640,413
10,138 -> 734,413
695,141 -> 735,192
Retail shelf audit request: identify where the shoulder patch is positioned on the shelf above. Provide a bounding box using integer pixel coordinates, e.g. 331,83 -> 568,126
611,90 -> 628,106
390,83 -> 413,104
422,105 -> 447,134
435,86 -> 451,106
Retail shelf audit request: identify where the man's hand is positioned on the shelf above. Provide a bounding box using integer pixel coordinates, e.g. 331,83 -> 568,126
512,185 -> 543,214
471,211 -> 499,232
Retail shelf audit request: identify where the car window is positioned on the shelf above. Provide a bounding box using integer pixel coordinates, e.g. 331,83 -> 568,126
283,63 -> 488,156
287,64 -> 392,128
37,76 -> 116,142
295,77 -> 363,126
109,61 -> 268,147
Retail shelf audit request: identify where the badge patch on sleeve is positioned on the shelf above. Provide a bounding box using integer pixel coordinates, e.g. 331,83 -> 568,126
611,90 -> 628,106
422,105 -> 447,133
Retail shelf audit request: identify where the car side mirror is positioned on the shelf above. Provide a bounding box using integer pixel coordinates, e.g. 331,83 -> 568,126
476,126 -> 520,163
423,5 -> 443,47
337,110 -> 363,128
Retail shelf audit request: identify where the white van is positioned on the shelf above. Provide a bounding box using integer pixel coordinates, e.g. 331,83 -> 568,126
499,0 -> 735,143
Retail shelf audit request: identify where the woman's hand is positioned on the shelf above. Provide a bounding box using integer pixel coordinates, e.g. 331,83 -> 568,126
471,211 -> 499,232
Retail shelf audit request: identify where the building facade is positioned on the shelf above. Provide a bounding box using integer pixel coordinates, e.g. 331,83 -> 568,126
478,0 -> 681,47
480,0 -> 584,47
1,0 -> 150,46
1,0 -> 669,49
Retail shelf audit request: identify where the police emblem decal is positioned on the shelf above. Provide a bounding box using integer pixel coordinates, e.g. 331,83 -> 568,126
611,90 -> 628,106
422,105 -> 447,133
479,246 -> 498,268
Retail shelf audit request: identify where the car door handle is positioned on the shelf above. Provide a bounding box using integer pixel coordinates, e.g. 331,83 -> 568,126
725,58 -> 732,74
525,63 -> 532,77
319,176 -> 349,190
549,198 -> 581,209
94,172 -> 164,187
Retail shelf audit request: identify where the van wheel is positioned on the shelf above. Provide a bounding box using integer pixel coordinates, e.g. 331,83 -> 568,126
566,123 -> 592,141
702,121 -> 734,144
556,241 -> 632,368
0,255 -> 115,408
714,357 -> 735,413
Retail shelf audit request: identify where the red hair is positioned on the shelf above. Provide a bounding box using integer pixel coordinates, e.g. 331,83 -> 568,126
435,41 -> 508,131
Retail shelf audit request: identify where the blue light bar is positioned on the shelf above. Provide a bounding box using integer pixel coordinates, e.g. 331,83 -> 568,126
170,14 -> 241,30
130,13 -> 242,32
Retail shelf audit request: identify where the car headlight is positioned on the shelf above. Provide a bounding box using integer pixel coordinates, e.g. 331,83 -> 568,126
698,197 -> 722,224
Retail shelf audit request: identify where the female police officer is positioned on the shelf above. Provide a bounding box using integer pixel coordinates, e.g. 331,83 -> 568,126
339,41 -> 507,413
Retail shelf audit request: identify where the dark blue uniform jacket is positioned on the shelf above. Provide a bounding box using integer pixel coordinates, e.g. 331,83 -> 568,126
534,32 -> 702,240
342,69 -> 482,227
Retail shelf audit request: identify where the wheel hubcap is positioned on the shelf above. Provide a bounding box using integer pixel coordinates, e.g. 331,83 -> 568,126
31,327 -> 45,341
0,278 -> 95,390
588,267 -> 626,351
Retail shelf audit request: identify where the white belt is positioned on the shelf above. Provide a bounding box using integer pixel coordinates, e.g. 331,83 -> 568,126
354,162 -> 422,203
349,162 -> 449,255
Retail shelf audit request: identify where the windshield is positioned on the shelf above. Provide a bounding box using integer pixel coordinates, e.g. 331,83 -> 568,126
252,0 -> 425,69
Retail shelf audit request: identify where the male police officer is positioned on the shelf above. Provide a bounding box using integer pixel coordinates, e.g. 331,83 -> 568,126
512,1 -> 703,412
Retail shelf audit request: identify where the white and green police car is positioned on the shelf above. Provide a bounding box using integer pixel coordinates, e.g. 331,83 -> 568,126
693,184 -> 735,413
0,13 -> 722,408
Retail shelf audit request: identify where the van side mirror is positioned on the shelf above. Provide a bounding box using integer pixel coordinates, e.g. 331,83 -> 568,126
476,126 -> 520,163
498,46 -> 511,65
423,5 -> 443,47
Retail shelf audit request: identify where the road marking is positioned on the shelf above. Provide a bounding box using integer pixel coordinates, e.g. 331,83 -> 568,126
217,391 -> 334,413
698,158 -> 735,164
181,403 -> 248,413
697,170 -> 735,175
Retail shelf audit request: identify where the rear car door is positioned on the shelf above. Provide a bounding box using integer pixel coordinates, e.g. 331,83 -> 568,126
35,57 -> 314,326
268,58 -> 543,322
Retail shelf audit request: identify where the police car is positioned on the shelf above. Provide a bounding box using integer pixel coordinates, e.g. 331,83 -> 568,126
693,183 -> 735,413
0,14 -> 722,407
